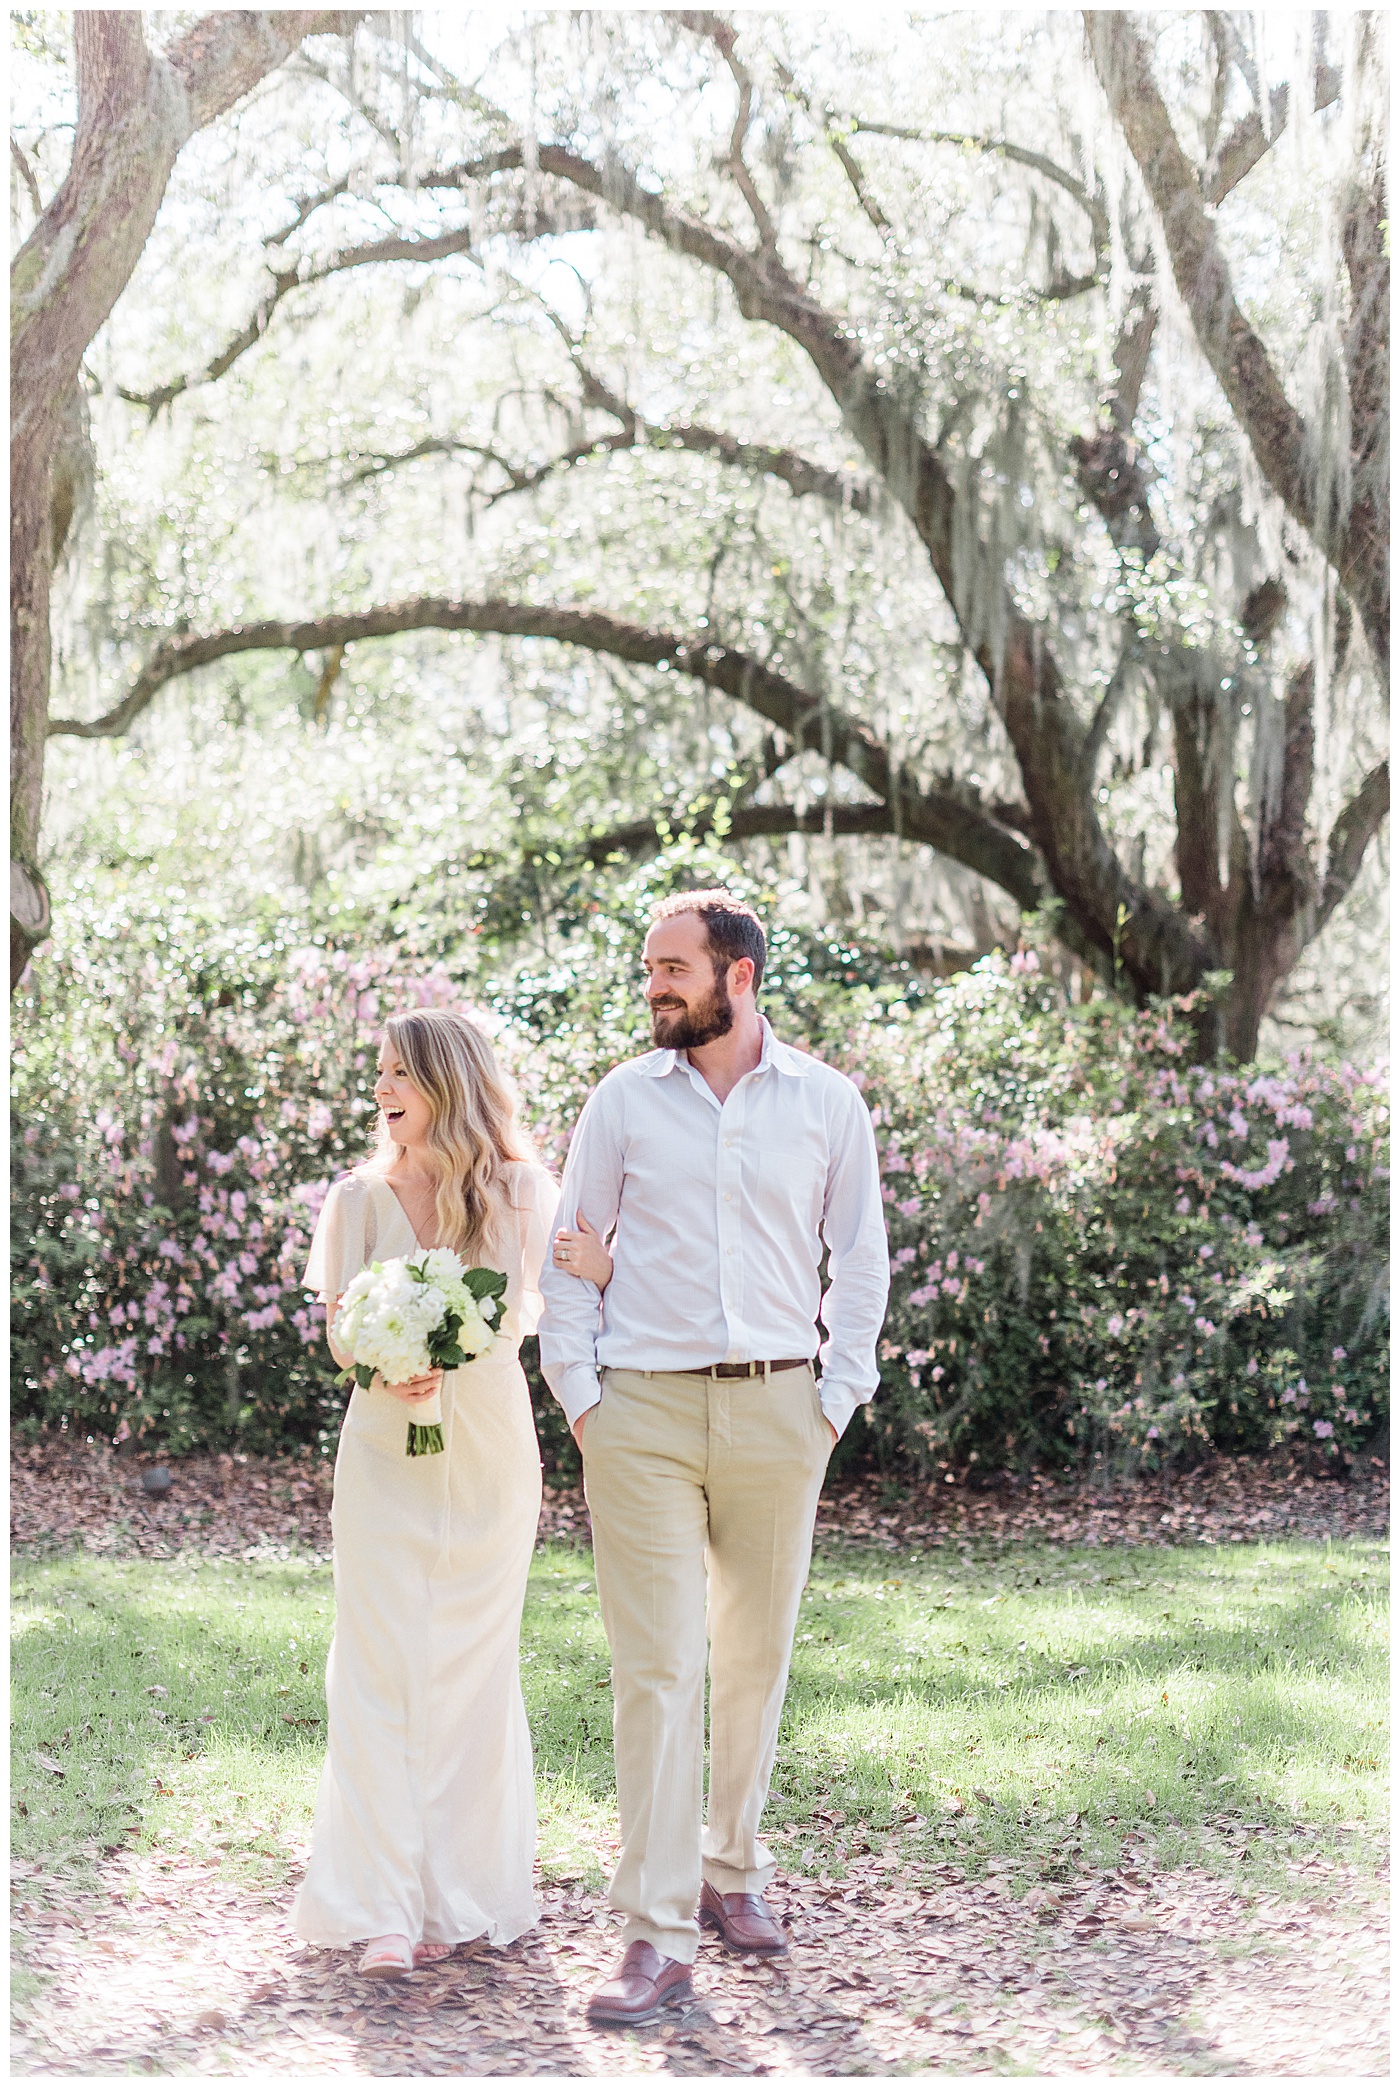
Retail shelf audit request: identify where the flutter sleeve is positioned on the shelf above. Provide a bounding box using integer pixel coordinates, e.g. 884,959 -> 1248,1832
513,1163 -> 561,1338
302,1175 -> 376,1303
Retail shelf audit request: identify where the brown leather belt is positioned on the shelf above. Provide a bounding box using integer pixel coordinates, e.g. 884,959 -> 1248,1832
680,1359 -> 810,1379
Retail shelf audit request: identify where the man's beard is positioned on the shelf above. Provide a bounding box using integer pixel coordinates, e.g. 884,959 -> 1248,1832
649,973 -> 735,1049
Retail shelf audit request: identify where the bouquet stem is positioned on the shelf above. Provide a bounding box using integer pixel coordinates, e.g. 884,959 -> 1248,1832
407,1420 -> 446,1457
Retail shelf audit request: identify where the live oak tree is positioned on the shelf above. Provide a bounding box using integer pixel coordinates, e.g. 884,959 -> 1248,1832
21,12 -> 1389,1058
9,7 -> 359,986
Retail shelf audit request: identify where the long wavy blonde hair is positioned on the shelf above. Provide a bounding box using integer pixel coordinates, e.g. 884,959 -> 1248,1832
371,1009 -> 534,1258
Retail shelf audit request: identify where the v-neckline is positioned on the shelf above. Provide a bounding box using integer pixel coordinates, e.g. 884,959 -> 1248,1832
376,1175 -> 436,1252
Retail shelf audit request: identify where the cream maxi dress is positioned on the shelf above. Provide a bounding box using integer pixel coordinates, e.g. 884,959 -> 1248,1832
293,1160 -> 557,1951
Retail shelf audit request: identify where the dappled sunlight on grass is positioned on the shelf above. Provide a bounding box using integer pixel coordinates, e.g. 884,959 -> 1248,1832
10,1554 -> 330,1889
11,1534 -> 1386,1914
767,1537 -> 1388,1889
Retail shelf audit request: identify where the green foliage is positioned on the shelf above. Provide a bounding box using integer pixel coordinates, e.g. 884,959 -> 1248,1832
11,865 -> 1387,1472
820,952 -> 1389,1475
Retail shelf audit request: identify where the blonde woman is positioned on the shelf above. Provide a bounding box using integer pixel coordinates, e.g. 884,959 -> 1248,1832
294,1009 -> 611,1978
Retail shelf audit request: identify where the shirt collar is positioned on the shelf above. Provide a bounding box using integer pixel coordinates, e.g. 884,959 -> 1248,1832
640,1015 -> 812,1080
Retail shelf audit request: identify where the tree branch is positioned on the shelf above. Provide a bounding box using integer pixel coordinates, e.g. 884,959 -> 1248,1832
1080,629 -> 1139,781
116,261 -> 302,414
580,798 -> 896,861
436,140 -> 1205,996
1071,295 -> 1161,559
115,220 -> 481,413
849,120 -> 1109,263
49,595 -> 1045,910
1084,12 -> 1386,676
1204,59 -> 1343,206
347,140 -> 1209,999
571,358 -> 876,512
770,63 -> 892,242
702,17 -> 779,252
1317,760 -> 1390,933
10,134 -> 43,216
164,11 -> 362,133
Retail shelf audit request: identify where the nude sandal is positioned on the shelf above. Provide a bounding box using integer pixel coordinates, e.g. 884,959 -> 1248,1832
357,1934 -> 414,1979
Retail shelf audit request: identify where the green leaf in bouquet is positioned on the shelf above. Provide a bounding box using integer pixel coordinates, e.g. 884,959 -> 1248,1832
427,1308 -> 464,1370
464,1265 -> 508,1306
334,1360 -> 376,1391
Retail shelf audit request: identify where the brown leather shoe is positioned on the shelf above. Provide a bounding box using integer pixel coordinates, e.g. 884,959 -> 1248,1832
698,1880 -> 789,1956
586,1940 -> 694,2027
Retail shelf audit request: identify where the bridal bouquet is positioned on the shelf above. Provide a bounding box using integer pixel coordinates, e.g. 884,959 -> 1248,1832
331,1249 -> 508,1456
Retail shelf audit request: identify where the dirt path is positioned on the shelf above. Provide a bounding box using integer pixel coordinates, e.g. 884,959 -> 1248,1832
10,1838 -> 1387,2077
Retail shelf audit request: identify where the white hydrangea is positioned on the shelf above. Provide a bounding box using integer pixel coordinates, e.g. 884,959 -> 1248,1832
333,1250 -> 499,1390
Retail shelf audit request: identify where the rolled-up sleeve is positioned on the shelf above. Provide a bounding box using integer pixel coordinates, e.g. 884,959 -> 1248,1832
816,1087 -> 890,1438
537,1081 -> 625,1428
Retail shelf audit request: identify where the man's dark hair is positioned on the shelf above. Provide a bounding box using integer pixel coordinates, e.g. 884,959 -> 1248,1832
649,888 -> 766,991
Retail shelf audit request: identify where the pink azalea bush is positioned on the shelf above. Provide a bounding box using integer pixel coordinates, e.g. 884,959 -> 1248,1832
820,952 -> 1388,1474
12,893 -> 461,1455
12,872 -> 1388,1472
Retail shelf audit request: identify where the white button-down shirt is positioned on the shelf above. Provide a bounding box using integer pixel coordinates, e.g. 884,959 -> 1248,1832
538,1019 -> 890,1438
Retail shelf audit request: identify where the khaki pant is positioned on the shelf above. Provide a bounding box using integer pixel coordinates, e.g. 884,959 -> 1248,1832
581,1364 -> 830,1963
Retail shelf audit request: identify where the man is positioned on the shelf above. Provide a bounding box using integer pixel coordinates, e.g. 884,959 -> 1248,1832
539,889 -> 889,2027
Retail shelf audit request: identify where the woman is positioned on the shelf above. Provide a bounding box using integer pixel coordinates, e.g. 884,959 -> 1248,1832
295,1008 -> 611,1978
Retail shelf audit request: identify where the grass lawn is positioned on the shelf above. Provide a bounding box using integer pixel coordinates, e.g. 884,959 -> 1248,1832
12,1535 -> 1388,1913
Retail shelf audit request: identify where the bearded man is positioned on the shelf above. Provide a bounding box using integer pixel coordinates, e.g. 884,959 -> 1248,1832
539,889 -> 889,2026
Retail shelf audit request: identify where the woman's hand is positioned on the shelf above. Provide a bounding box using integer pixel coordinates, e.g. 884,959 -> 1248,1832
552,1211 -> 613,1289
373,1367 -> 445,1406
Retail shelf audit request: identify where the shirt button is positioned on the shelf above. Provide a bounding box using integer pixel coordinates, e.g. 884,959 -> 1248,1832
725,1138 -> 733,1147
726,1248 -> 735,1256
724,1192 -> 732,1201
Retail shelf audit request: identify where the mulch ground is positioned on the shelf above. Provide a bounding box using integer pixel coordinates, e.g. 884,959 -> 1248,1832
11,1442 -> 1391,2075
10,1840 -> 1387,2077
10,1435 -> 1391,1562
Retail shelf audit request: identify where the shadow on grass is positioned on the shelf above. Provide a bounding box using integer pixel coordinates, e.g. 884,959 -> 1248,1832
10,1538 -> 1387,1908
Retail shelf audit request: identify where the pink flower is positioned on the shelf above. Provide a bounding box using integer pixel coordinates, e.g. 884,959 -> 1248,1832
1313,1420 -> 1334,1439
